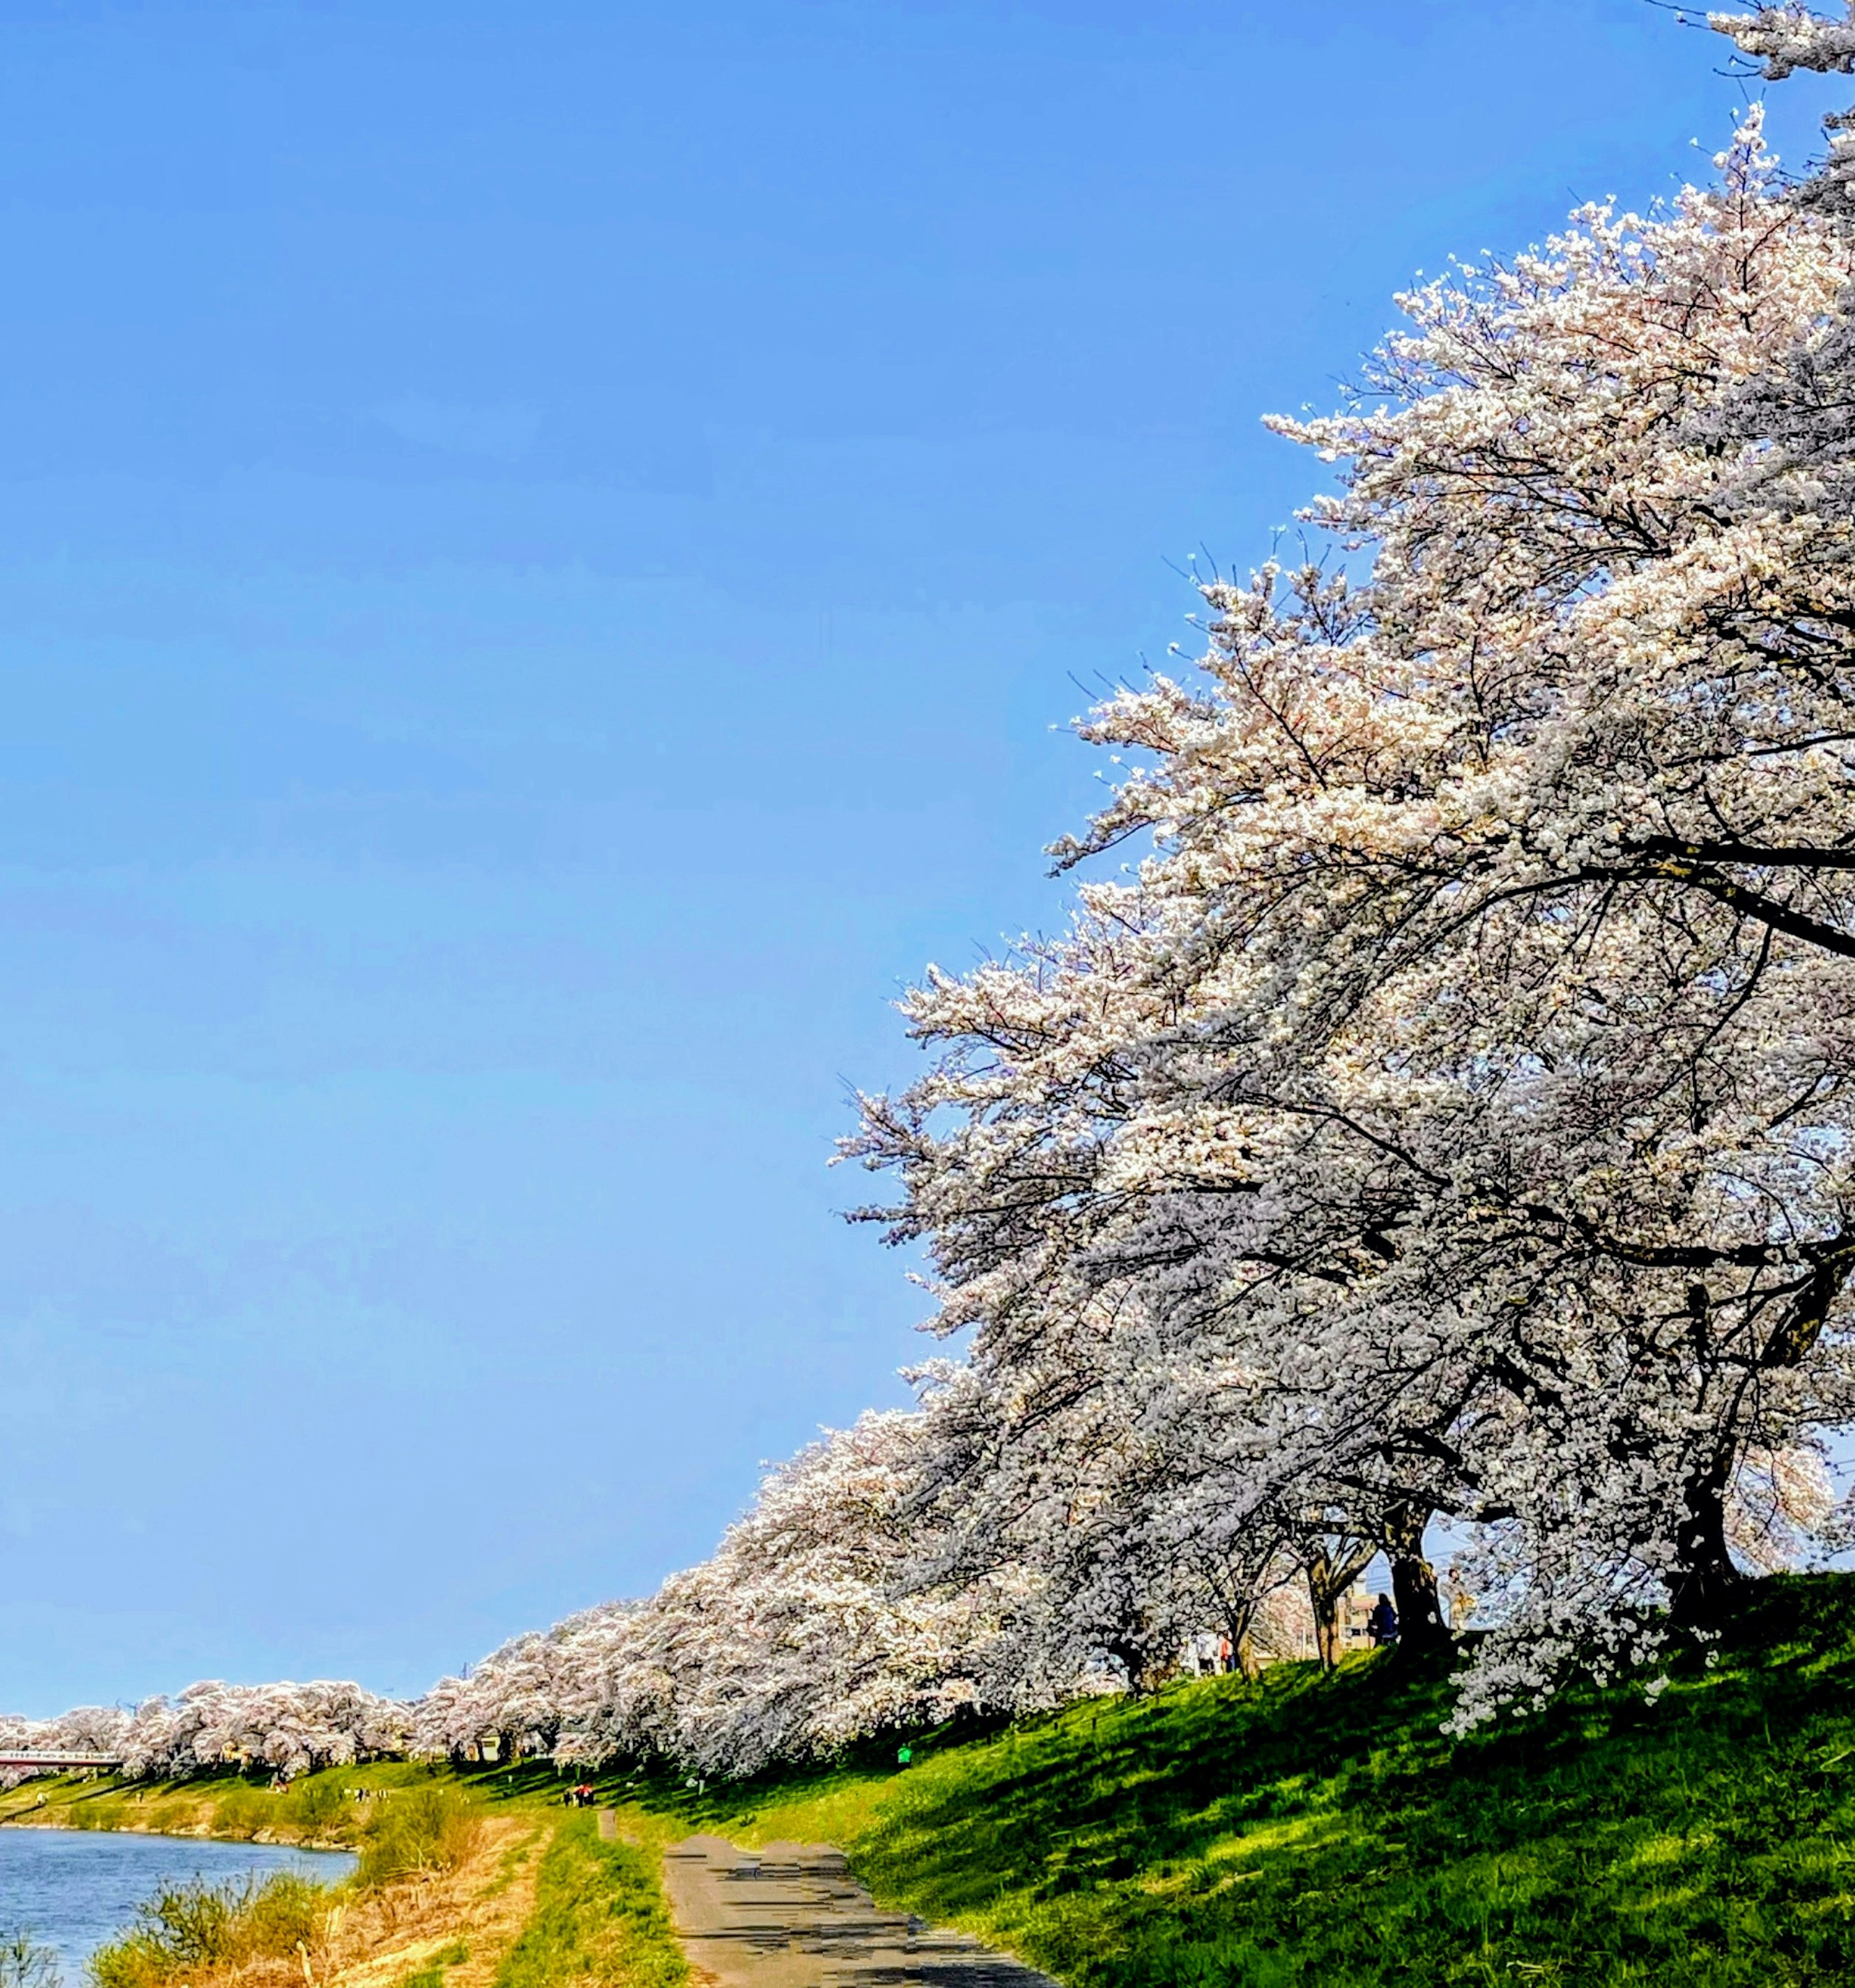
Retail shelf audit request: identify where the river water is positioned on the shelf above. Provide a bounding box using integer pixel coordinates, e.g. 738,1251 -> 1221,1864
0,1830 -> 357,1977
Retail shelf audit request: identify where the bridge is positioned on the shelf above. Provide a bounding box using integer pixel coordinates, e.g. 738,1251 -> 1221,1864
0,1752 -> 122,1770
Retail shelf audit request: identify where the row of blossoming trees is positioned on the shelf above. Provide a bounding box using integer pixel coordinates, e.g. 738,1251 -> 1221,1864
14,3 -> 1855,1785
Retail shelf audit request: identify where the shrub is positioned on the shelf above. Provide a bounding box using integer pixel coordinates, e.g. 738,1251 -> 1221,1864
0,1931 -> 61,1988
234,1876 -> 324,1960
357,1788 -> 479,1889
86,1873 -> 331,1988
86,1936 -> 167,1988
280,1775 -> 353,1837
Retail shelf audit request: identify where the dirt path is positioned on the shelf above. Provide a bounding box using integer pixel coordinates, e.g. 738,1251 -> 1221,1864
660,1833 -> 1060,1988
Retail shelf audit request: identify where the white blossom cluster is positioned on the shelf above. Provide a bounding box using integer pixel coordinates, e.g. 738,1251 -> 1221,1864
412,1410 -> 1068,1778
1712,5 -> 1855,77
0,1681 -> 411,1785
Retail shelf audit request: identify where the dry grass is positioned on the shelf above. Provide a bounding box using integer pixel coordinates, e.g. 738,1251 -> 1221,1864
317,1817 -> 548,1988
84,1819 -> 552,1988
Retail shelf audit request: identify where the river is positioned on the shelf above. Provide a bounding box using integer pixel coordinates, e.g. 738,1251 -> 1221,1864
0,1830 -> 357,1977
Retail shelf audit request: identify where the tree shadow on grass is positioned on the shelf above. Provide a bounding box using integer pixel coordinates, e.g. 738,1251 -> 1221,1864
659,1577 -> 1855,1988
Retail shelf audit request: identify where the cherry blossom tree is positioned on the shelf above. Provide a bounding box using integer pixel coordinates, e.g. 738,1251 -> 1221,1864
0,1705 -> 132,1789
116,1681 -> 411,1780
901,1300 -> 1309,1690
413,1605 -> 645,1764
1298,1519 -> 1381,1674
0,1683 -> 411,1784
625,1411 -> 1017,1775
525,1410 -> 1029,1779
847,109 -> 1855,1718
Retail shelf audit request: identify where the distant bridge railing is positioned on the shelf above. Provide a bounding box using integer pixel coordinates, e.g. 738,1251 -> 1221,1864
0,1752 -> 122,1770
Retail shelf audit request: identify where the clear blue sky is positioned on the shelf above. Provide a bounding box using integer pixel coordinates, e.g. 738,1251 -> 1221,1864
0,0 -> 1839,1714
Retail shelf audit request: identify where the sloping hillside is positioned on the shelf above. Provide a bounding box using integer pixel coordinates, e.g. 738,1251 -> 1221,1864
645,1575 -> 1855,1987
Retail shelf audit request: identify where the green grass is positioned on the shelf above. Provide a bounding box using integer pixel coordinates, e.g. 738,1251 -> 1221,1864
398,1938 -> 468,1988
0,1758 -> 473,1844
616,1573 -> 1855,1987
491,1815 -> 687,1988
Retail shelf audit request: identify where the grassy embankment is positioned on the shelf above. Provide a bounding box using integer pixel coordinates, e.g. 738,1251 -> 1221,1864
614,1572 -> 1855,1987
2,1773 -> 687,1988
17,1573 -> 1855,1986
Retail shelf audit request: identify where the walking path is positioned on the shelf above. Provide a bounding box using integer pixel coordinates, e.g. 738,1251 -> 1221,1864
660,1833 -> 1062,1988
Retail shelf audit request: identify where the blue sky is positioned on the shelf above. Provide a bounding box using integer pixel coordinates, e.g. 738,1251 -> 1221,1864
0,0 -> 1841,1714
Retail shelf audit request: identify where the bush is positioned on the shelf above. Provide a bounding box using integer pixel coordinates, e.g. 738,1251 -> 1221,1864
87,1874 -> 330,1988
279,1775 -> 353,1837
234,1877 -> 324,1961
356,1787 -> 479,1889
0,1931 -> 61,1988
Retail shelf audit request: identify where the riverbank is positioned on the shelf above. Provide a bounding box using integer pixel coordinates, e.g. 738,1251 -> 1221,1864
1,1780 -> 687,1988
0,1830 -> 354,1982
0,1762 -> 441,1851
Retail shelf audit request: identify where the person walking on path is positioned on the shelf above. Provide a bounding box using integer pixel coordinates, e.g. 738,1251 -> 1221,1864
1368,1593 -> 1398,1648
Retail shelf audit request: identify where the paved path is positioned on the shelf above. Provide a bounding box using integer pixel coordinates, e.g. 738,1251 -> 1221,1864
660,1834 -> 1062,1988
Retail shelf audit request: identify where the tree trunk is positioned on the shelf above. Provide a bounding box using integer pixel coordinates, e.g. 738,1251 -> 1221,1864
1312,1581 -> 1341,1671
1384,1503 -> 1450,1656
1669,1449 -> 1741,1630
1106,1638 -> 1148,1695
1307,1565 -> 1344,1671
1304,1535 -> 1375,1671
1221,1601 -> 1260,1681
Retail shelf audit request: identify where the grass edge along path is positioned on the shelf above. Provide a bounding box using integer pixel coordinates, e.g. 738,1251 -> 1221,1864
628,1574 -> 1855,1988
491,1813 -> 688,1988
